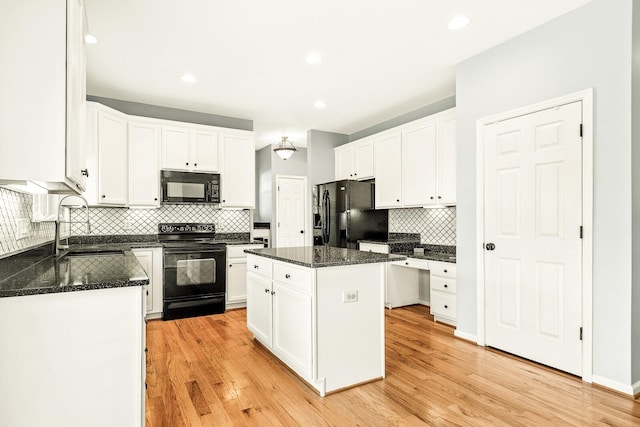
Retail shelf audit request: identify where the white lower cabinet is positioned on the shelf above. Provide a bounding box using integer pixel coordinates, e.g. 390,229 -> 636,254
0,287 -> 145,427
429,261 -> 457,325
132,247 -> 163,319
226,244 -> 265,309
246,254 -> 385,396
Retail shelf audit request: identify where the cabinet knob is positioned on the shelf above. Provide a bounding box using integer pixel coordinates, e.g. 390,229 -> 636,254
430,196 -> 434,200
396,199 -> 400,202
186,162 -> 189,166
285,274 -> 291,279
444,284 -> 448,288
350,174 -> 353,177
444,269 -> 448,273
223,200 -> 226,203
264,288 -> 269,293
354,173 -> 357,176
444,305 -> 448,309
194,163 -> 198,167
405,262 -> 409,266
146,290 -> 149,295
300,230 -> 304,234
438,196 -> 442,199
254,265 -> 259,269
229,264 -> 232,268
271,291 -> 276,295
80,168 -> 89,177
154,198 -> 158,201
101,195 -> 106,198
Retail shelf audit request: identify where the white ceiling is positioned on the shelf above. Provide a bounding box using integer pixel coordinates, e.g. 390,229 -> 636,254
85,0 -> 591,150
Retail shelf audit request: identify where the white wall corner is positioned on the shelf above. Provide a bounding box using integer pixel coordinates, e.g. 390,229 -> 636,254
592,375 -> 636,397
454,329 -> 477,344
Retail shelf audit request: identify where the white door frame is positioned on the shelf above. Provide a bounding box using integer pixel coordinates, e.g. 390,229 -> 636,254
475,88 -> 594,382
275,174 -> 308,248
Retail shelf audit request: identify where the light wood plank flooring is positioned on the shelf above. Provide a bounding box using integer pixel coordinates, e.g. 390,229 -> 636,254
145,306 -> 640,426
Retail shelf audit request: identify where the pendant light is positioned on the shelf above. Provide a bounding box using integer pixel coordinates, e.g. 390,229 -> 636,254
273,136 -> 298,160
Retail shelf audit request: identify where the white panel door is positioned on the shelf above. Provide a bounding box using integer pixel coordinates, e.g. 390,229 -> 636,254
484,101 -> 582,376
276,176 -> 307,248
402,119 -> 436,207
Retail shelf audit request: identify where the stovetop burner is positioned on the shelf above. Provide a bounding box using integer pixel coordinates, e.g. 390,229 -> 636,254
158,223 -> 218,243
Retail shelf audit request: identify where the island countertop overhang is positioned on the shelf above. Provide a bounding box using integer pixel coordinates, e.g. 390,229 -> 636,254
244,246 -> 406,268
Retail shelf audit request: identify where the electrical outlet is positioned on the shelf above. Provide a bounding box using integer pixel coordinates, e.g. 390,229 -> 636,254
343,290 -> 358,303
16,218 -> 30,240
123,219 -> 133,230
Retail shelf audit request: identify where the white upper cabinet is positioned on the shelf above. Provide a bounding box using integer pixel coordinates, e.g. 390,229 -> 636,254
161,125 -> 219,172
0,0 -> 87,193
85,104 -> 128,206
373,108 -> 456,209
373,131 -> 403,208
128,120 -> 160,207
221,133 -> 255,208
402,118 -> 436,207
435,110 -> 456,205
334,138 -> 374,181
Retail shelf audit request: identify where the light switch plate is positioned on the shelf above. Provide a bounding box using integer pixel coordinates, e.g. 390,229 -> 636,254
16,218 -> 30,240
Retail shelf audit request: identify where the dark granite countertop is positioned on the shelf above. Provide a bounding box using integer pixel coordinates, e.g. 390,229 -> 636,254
245,246 -> 405,268
0,249 -> 148,298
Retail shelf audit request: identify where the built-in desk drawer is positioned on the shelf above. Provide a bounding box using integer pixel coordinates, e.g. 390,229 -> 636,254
431,292 -> 456,319
390,257 -> 430,270
273,263 -> 312,294
430,275 -> 456,294
429,261 -> 456,279
247,255 -> 273,279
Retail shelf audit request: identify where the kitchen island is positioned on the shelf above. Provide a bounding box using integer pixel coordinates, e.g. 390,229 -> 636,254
244,246 -> 404,396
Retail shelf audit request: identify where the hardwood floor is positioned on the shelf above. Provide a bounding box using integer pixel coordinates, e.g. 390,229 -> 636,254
145,306 -> 640,426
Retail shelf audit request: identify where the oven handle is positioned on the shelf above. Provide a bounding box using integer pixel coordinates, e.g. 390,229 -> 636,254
163,248 -> 226,255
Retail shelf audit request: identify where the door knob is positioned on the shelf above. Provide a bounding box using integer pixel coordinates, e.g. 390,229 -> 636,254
486,243 -> 496,251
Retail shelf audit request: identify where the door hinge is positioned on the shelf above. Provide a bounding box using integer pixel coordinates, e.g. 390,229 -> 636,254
579,123 -> 583,138
579,327 -> 583,341
579,226 -> 583,239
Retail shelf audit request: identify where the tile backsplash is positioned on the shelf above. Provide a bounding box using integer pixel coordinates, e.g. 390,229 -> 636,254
0,188 -> 56,257
389,207 -> 456,245
70,204 -> 250,235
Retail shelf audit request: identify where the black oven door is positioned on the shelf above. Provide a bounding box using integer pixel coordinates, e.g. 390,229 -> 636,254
163,247 -> 226,300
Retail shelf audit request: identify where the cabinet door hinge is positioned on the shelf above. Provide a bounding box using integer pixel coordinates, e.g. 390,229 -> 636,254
579,123 -> 583,138
579,327 -> 583,341
579,226 -> 583,239
277,186 -> 280,191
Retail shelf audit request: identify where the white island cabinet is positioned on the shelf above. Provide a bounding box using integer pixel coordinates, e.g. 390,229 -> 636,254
246,246 -> 401,396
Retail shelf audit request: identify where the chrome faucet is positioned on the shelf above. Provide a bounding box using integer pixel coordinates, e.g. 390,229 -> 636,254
55,195 -> 92,256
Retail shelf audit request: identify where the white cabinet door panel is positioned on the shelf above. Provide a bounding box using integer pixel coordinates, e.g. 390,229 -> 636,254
246,272 -> 272,346
374,132 -> 402,208
97,111 -> 127,205
128,122 -> 160,207
161,126 -> 190,170
402,120 -> 436,207
191,129 -> 219,172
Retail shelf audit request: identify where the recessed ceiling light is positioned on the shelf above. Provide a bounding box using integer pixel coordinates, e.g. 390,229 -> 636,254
181,74 -> 197,83
306,53 -> 322,64
314,100 -> 326,109
84,34 -> 98,44
447,15 -> 470,31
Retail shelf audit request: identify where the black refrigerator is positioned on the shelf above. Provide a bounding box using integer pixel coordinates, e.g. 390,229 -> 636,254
315,180 -> 388,249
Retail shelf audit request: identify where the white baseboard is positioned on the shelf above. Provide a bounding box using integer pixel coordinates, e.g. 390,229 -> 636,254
634,379 -> 640,397
418,299 -> 430,306
592,375 -> 636,396
454,329 -> 477,343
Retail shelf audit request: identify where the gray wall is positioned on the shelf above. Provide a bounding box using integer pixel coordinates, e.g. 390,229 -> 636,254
456,0 -> 633,386
306,129 -> 349,245
349,96 -> 456,142
86,95 -> 253,131
632,1 -> 640,385
254,146 -> 273,222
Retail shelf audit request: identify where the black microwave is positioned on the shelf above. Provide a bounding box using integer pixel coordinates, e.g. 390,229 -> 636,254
160,170 -> 221,204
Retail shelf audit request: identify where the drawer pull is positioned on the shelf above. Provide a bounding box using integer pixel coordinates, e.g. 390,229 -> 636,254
444,269 -> 448,273
405,262 -> 409,266
444,284 -> 448,288
285,274 -> 291,279
444,305 -> 448,309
